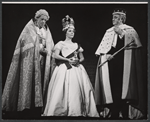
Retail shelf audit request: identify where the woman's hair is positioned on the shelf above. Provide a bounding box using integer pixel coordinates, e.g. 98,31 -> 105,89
63,28 -> 68,34
63,27 -> 76,34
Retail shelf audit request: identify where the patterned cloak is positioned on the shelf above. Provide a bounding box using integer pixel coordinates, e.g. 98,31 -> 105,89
2,19 -> 54,111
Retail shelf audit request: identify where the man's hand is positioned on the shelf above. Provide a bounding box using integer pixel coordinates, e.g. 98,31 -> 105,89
107,54 -> 114,61
40,48 -> 47,56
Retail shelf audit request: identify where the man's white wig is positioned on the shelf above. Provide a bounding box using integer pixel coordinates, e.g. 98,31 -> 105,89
35,9 -> 50,20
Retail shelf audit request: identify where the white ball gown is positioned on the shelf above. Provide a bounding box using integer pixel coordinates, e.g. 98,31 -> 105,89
43,41 -> 99,117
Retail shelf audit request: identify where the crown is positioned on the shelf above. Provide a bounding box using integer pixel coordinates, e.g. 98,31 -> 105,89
62,15 -> 75,31
112,8 -> 126,16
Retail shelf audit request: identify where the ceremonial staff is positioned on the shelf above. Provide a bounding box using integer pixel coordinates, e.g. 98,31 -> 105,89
98,40 -> 134,67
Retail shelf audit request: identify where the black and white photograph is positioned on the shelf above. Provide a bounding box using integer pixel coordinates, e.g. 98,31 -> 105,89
1,2 -> 148,120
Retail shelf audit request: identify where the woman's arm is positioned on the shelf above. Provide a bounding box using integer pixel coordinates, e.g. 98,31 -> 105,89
53,49 -> 79,65
78,52 -> 84,63
53,49 -> 69,61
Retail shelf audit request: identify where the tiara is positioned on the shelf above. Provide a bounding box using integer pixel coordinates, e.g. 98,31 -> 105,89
62,15 -> 75,31
112,8 -> 126,16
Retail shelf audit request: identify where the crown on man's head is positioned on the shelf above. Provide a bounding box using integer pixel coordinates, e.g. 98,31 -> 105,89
62,15 -> 75,31
112,8 -> 126,16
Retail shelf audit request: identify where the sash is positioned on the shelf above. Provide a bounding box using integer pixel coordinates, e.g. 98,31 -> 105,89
56,44 -> 81,69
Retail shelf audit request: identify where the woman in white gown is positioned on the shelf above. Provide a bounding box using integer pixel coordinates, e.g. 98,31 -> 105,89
42,15 -> 99,117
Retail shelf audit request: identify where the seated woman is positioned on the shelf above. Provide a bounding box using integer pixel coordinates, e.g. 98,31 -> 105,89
42,15 -> 99,117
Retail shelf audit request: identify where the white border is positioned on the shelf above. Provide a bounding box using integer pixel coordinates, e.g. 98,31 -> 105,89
1,2 -> 148,4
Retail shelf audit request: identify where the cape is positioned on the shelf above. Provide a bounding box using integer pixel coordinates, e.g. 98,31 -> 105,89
94,24 -> 146,119
2,19 -> 54,111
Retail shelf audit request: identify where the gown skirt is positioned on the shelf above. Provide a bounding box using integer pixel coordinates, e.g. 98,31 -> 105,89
43,63 -> 99,117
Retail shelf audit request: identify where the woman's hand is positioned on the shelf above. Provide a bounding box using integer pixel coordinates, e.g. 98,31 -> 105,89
68,58 -> 77,64
67,58 -> 79,65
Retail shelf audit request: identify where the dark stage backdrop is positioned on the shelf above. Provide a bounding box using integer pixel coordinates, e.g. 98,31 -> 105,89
2,4 -> 148,92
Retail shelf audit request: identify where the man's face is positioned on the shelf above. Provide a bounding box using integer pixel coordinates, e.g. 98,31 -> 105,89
37,15 -> 48,28
112,14 -> 121,26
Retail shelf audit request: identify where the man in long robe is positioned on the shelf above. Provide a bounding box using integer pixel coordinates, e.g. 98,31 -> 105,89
2,9 -> 54,112
95,9 -> 146,119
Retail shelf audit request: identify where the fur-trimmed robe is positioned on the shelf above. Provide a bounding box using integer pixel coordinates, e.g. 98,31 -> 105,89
95,24 -> 146,119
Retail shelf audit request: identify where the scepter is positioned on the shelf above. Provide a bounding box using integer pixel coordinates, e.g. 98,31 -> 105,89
98,40 -> 134,67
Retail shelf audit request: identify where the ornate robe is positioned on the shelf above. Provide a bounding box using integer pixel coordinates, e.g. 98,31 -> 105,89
2,19 -> 54,111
